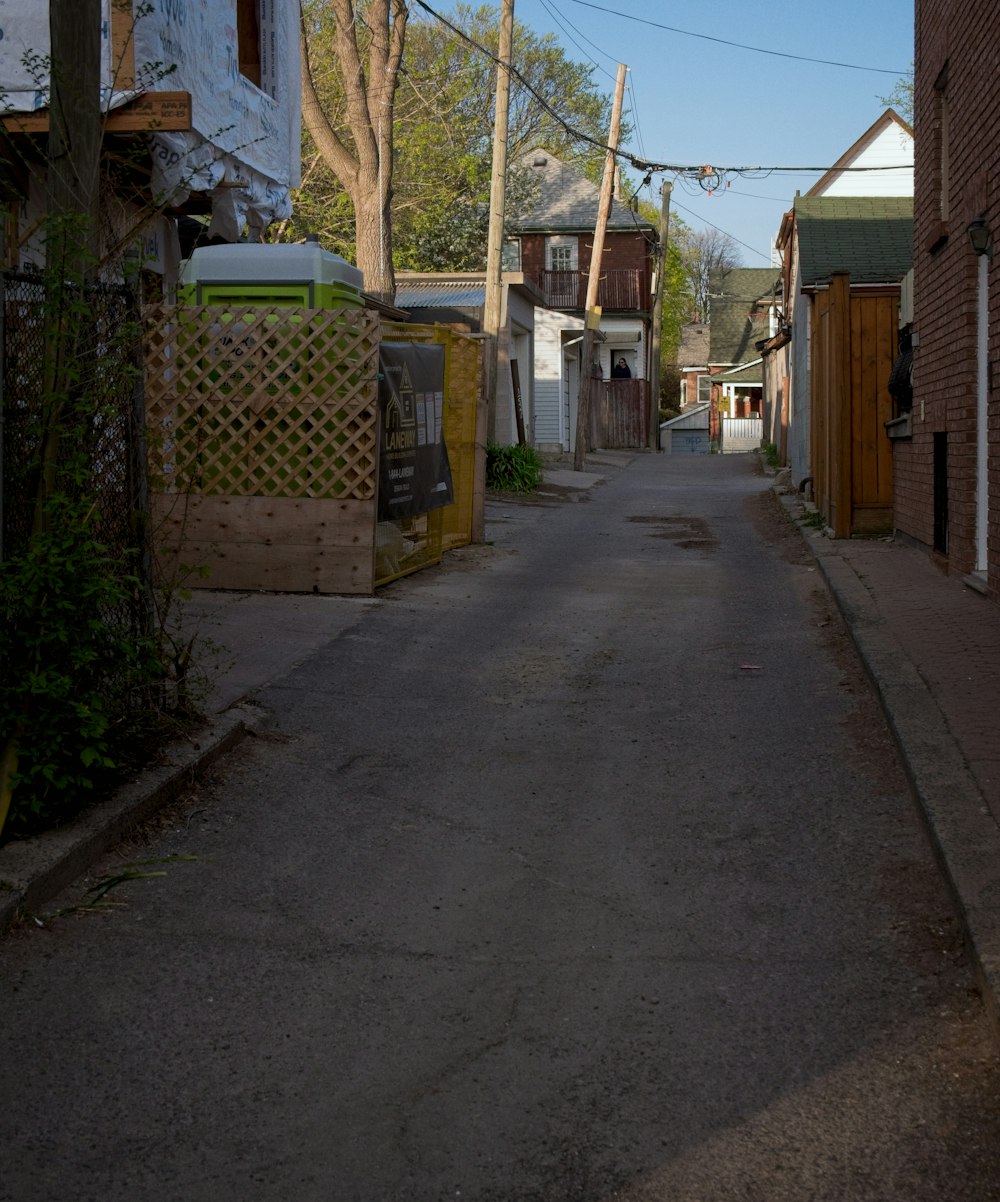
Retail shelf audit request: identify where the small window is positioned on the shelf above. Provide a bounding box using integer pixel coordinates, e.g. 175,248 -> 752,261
551,245 -> 573,271
546,235 -> 578,272
697,374 -> 712,404
501,239 -> 521,271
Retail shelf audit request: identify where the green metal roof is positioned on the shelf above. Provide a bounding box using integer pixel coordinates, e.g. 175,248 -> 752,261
708,268 -> 779,366
794,195 -> 913,285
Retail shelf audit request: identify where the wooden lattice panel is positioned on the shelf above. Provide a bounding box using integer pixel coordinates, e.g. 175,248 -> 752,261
144,305 -> 379,500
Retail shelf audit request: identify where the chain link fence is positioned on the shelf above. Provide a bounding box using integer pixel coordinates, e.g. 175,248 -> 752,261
1,267 -> 153,646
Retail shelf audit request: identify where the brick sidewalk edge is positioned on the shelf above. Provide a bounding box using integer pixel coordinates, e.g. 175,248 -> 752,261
779,490 -> 1000,1041
0,706 -> 260,935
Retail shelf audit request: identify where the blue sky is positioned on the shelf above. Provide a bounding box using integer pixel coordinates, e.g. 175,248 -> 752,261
517,0 -> 914,264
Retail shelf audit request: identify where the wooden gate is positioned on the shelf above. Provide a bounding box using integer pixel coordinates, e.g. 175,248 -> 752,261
588,378 -> 650,449
811,274 -> 897,537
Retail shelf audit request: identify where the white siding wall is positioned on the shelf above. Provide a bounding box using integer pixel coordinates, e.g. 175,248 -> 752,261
598,322 -> 645,378
819,124 -> 914,197
789,248 -> 812,488
533,308 -> 583,451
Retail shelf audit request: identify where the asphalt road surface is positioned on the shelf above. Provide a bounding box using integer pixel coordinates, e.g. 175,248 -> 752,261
4,453 -> 1000,1201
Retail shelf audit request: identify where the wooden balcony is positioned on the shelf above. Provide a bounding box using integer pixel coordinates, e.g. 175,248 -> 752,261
534,268 -> 645,312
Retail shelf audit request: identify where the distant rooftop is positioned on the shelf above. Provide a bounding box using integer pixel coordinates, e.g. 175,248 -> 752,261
510,147 -> 656,233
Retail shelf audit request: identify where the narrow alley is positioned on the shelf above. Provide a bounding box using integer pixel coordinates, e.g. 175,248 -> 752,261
3,454 -> 999,1201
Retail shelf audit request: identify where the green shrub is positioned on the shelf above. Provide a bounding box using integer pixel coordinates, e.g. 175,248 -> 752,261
0,496 -> 164,838
486,443 -> 544,493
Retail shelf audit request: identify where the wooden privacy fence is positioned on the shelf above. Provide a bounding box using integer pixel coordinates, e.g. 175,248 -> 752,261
588,378 -> 650,449
811,274 -> 897,538
144,305 -> 484,594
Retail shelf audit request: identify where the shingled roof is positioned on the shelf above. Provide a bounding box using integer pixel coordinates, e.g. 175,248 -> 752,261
677,322 -> 710,368
708,267 -> 780,366
510,148 -> 656,233
794,195 -> 913,285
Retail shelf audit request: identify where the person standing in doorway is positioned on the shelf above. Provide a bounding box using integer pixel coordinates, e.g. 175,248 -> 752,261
612,357 -> 631,378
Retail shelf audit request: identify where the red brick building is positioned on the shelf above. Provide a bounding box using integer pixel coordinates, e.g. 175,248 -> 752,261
892,0 -> 1000,598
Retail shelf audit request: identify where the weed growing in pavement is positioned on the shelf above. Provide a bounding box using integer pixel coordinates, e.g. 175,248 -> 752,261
486,443 -> 545,493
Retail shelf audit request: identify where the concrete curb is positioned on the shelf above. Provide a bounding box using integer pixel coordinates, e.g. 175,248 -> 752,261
778,489 -> 1000,1037
0,706 -> 259,934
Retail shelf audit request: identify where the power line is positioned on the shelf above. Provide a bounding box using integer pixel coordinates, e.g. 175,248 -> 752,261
671,197 -> 773,264
554,0 -> 911,76
413,0 -> 912,180
537,0 -> 618,80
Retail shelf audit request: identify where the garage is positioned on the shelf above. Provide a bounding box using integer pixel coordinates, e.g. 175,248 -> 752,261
660,403 -> 710,455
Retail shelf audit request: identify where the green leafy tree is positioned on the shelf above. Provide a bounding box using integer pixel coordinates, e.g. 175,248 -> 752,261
300,0 -> 409,300
878,66 -> 914,124
677,225 -> 742,323
293,2 -> 617,273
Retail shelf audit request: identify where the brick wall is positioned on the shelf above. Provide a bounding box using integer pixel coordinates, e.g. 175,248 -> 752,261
897,0 -> 1000,594
518,231 -> 653,296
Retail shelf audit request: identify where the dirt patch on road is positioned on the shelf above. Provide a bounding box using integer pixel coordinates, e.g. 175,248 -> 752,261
744,486 -> 812,565
627,513 -> 719,551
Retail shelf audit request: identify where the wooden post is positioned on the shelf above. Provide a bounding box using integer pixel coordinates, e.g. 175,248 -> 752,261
573,62 -> 627,472
48,0 -> 101,270
648,179 -> 671,449
482,0 -> 514,445
831,272 -> 852,538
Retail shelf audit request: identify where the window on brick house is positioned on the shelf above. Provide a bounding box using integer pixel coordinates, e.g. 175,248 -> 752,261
697,375 -> 712,405
546,236 -> 578,272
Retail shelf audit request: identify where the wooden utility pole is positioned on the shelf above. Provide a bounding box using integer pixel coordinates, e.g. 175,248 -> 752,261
48,0 -> 102,272
647,179 -> 672,449
573,62 -> 626,472
482,0 -> 514,444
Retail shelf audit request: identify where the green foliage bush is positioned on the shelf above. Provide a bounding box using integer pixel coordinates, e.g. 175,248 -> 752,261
486,443 -> 544,493
0,496 -> 163,838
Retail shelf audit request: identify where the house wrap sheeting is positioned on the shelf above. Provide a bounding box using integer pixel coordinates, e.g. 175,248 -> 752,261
0,0 -> 301,241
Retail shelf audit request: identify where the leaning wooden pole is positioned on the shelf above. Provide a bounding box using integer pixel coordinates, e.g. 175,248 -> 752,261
573,63 -> 626,472
648,179 -> 671,450
482,0 -> 514,445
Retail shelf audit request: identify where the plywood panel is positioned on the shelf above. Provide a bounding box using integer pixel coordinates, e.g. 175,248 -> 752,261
153,494 -> 373,547
155,541 -> 373,595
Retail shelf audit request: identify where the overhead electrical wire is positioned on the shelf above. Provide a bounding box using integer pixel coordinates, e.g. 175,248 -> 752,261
537,0 -> 618,81
670,196 -> 772,263
553,0 -> 912,75
412,1 -> 911,185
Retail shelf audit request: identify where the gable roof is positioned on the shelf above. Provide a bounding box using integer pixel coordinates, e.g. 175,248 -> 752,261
708,268 -> 780,365
677,322 -> 710,367
794,195 -> 913,285
510,148 -> 656,233
805,108 -> 913,198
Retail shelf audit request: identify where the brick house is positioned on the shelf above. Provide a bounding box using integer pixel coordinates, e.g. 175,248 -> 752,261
706,267 -> 779,447
891,0 -> 1000,599
676,322 -> 710,412
506,148 -> 658,452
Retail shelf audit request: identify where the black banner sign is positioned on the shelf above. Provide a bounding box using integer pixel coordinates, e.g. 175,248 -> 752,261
377,342 -> 454,518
